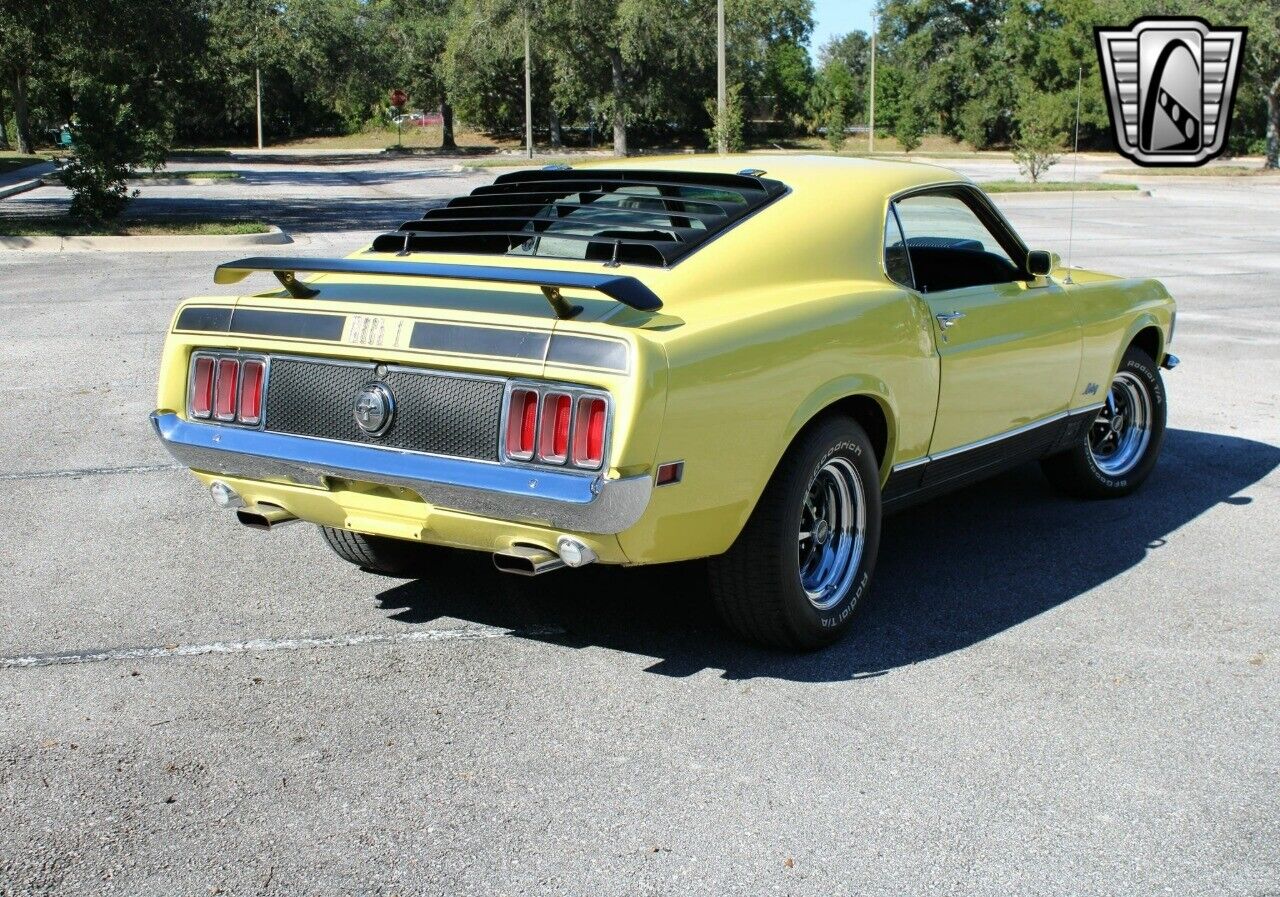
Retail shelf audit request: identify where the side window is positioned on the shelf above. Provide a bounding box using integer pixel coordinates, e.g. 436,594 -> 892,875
894,192 -> 1019,293
883,206 -> 913,288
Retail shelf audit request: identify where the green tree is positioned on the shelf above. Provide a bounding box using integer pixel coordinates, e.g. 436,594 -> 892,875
0,0 -> 45,153
49,0 -> 197,221
1212,0 -> 1280,168
808,58 -> 856,150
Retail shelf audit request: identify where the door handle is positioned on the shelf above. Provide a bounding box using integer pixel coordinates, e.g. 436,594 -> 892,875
936,312 -> 965,329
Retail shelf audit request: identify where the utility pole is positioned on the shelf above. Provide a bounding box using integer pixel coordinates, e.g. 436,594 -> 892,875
524,4 -> 534,160
868,13 -> 876,155
255,67 -> 264,150
716,0 -> 727,154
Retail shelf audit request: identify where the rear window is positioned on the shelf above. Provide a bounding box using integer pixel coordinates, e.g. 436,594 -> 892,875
370,168 -> 786,267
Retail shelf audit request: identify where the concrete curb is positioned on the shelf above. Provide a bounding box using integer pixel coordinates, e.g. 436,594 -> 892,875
130,176 -> 243,186
0,160 -> 58,199
38,175 -> 243,187
0,225 -> 291,253
0,178 -> 46,200
991,189 -> 1151,201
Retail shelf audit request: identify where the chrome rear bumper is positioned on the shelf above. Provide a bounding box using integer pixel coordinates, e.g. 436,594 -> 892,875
150,411 -> 651,535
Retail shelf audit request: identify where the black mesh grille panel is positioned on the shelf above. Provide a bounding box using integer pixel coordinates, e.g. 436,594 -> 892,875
264,358 -> 503,460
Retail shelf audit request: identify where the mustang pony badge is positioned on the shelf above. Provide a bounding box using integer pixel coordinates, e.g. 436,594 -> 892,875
353,382 -> 395,436
1095,17 -> 1247,167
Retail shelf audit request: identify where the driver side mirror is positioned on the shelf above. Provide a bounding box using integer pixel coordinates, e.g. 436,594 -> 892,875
1026,250 -> 1053,277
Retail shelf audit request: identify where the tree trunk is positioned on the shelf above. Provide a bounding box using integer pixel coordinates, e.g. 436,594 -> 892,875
608,49 -> 627,157
549,104 -> 562,148
0,90 -> 10,150
11,69 -> 34,155
440,95 -> 457,150
1266,77 -> 1280,171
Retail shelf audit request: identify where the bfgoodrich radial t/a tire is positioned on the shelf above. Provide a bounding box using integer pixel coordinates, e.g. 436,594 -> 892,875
1041,346 -> 1167,499
708,416 -> 882,650
320,526 -> 440,577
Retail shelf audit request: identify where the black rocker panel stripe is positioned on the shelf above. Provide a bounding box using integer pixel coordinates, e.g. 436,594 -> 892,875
883,410 -> 1096,513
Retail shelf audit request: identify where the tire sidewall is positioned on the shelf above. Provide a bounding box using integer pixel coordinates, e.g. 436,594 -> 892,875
1081,349 -> 1166,492
778,421 -> 882,644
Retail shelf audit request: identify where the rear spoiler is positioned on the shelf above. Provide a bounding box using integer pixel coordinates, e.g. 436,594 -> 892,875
213,256 -> 663,319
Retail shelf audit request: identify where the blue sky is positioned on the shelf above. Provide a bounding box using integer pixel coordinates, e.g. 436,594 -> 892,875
810,0 -> 876,57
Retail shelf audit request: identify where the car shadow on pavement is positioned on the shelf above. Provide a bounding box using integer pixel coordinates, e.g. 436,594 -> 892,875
373,428 -> 1280,681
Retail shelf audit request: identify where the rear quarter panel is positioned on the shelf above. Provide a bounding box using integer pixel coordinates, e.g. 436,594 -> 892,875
618,282 -> 938,563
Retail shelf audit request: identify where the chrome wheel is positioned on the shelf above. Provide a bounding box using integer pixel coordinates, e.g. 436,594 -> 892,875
797,457 -> 866,610
1090,371 -> 1153,477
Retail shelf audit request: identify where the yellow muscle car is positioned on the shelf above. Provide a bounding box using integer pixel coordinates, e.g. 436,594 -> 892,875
152,155 -> 1177,649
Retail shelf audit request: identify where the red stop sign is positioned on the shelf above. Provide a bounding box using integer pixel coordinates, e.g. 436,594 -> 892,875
390,89 -> 408,109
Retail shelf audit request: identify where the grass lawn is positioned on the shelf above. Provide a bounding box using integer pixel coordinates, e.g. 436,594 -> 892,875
270,125 -> 517,152
167,148 -> 233,158
0,153 -> 49,176
981,180 -> 1140,193
1102,164 -> 1279,176
0,216 -> 269,237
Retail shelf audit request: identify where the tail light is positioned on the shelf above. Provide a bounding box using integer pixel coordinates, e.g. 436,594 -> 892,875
190,356 -> 215,419
502,383 -> 610,469
505,388 -> 539,460
238,360 -> 265,425
537,393 -> 572,464
213,358 -> 239,421
189,352 -> 268,427
572,397 -> 607,469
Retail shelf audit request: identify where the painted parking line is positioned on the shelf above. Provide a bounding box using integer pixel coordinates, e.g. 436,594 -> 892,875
1,624 -> 567,670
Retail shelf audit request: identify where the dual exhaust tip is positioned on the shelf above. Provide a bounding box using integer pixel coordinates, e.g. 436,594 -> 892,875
211,480 -> 594,573
211,481 -> 299,530
492,538 -> 597,576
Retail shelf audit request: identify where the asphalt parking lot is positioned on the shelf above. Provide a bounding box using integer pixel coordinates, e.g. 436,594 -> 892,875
1,159 -> 1277,895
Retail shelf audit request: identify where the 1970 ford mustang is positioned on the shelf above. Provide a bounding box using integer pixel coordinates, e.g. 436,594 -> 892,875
153,156 -> 1177,649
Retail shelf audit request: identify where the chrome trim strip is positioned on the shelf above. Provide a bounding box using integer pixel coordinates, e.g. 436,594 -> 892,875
151,412 -> 651,535
891,404 -> 1104,474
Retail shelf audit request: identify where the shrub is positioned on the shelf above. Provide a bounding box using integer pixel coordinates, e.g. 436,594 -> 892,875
1011,116 -> 1062,182
61,82 -> 169,223
894,105 -> 923,153
704,83 -> 746,153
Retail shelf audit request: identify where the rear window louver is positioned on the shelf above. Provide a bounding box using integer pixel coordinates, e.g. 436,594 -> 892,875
369,168 -> 787,267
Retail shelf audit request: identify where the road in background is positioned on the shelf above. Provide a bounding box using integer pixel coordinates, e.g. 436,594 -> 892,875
1,160 -> 1277,896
